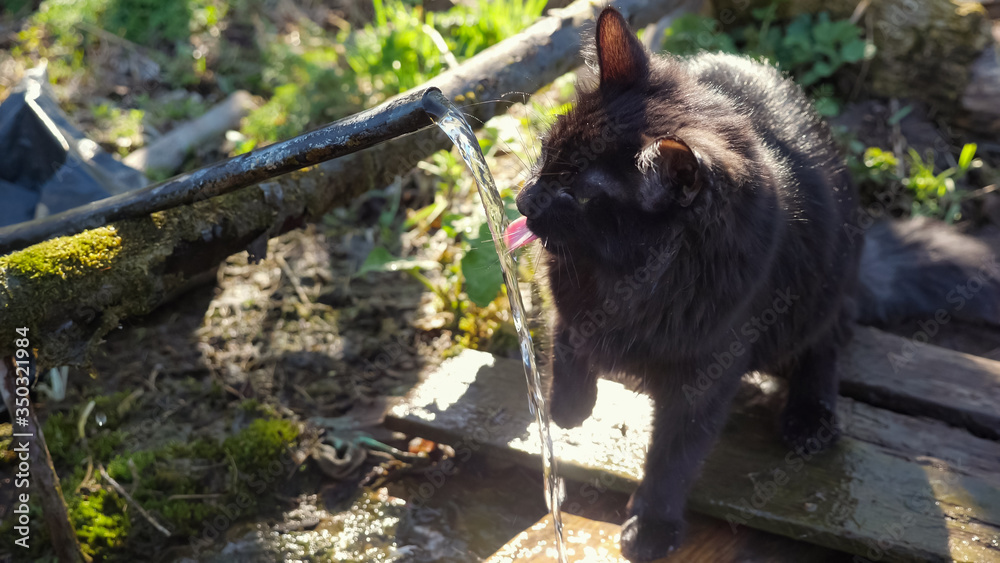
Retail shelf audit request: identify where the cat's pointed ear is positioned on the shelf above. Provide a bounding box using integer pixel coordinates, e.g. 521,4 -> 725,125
596,8 -> 648,90
640,136 -> 703,208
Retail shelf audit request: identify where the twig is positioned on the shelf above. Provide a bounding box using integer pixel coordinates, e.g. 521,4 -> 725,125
127,459 -> 140,496
848,12 -> 874,102
75,457 -> 95,494
963,184 -> 998,200
275,253 -> 311,304
98,464 -> 172,537
167,494 -> 224,500
850,0 -> 872,24
77,400 -> 96,439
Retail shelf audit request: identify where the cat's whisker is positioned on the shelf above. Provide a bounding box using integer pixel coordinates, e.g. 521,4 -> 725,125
459,105 -> 538,180
517,92 -> 549,166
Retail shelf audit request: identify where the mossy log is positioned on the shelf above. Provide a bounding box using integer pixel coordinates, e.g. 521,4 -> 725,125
0,0 -> 685,367
710,0 -> 993,109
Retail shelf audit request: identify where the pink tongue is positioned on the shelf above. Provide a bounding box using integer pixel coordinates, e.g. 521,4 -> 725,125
504,216 -> 539,251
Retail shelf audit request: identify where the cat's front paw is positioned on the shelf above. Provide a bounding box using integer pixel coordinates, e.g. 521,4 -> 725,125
549,383 -> 597,429
619,514 -> 682,562
780,401 -> 840,453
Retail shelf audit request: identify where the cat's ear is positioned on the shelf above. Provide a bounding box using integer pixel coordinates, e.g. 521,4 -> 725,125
596,8 -> 648,90
640,136 -> 703,208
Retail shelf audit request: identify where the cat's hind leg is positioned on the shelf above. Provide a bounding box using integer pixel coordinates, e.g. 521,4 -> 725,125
778,339 -> 842,452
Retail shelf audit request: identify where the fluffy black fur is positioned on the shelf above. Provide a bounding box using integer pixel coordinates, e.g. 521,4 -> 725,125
514,8 -> 1000,562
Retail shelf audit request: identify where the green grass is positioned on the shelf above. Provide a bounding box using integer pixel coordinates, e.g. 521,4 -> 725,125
850,143 -> 980,223
236,0 -> 546,153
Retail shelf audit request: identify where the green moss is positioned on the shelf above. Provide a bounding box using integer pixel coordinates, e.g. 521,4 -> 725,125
0,226 -> 122,279
0,183 -> 281,367
0,423 -> 13,464
41,390 -> 136,469
224,418 -> 299,471
42,411 -> 86,468
238,398 -> 261,413
70,489 -> 131,559
106,450 -> 157,481
101,0 -> 194,47
71,416 -> 302,543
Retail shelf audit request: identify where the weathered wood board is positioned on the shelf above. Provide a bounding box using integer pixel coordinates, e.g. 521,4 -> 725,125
840,326 -> 1000,439
485,512 -> 845,563
386,336 -> 1000,562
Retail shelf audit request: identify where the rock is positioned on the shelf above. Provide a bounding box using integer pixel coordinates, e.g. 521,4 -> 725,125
961,46 -> 1000,131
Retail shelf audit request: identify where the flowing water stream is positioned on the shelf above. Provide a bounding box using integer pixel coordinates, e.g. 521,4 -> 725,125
423,91 -> 568,562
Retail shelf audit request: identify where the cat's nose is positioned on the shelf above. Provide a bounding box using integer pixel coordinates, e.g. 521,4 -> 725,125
516,185 -> 537,218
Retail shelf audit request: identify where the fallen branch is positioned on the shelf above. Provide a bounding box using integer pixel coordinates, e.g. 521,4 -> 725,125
0,359 -> 86,563
123,91 -> 259,175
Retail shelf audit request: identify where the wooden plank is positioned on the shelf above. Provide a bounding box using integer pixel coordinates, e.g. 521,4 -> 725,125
386,349 -> 1000,563
839,326 -> 1000,439
486,512 -> 846,562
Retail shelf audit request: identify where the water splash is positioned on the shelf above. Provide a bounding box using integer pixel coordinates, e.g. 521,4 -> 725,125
423,90 -> 567,562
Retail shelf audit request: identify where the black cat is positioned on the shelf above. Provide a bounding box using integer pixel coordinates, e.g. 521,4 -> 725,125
504,7 -> 1000,562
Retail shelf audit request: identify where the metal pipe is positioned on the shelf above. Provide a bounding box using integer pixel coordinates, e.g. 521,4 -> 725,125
0,87 -> 440,256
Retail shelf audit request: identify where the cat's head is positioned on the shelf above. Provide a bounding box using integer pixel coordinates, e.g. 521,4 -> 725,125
510,8 -> 715,269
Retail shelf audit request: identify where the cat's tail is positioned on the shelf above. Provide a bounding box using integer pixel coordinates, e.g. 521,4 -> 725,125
857,217 -> 1000,326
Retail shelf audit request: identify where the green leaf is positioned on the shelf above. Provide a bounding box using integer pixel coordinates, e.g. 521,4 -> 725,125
814,97 -> 840,117
811,61 -> 834,77
404,196 -> 447,229
461,223 -> 503,307
840,39 -> 866,63
887,104 -> 913,125
958,143 -> 977,170
356,246 -> 438,278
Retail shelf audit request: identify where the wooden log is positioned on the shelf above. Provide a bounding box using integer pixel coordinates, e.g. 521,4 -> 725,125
386,340 -> 1000,562
122,91 -> 258,175
0,0 -> 687,366
0,360 -> 85,563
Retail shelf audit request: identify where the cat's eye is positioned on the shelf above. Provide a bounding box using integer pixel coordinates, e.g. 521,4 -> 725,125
576,196 -> 592,205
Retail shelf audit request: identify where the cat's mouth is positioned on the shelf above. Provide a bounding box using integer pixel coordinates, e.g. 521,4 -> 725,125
504,216 -> 540,251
